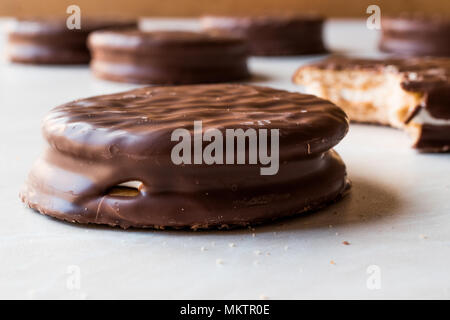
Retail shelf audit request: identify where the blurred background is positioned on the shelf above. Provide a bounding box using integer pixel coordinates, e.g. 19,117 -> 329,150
1,0 -> 449,18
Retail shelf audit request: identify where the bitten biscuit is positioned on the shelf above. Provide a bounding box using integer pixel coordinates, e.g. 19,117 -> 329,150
293,56 -> 450,152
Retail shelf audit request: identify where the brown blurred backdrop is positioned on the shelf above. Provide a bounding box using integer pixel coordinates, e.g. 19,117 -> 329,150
1,0 -> 449,18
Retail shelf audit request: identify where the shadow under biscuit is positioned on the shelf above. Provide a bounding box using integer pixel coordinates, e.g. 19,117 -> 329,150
249,174 -> 403,234
169,174 -> 401,236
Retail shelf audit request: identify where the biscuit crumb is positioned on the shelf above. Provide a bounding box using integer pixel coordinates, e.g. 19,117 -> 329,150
252,233 -> 256,237
259,294 -> 269,300
216,258 -> 224,265
342,241 -> 350,245
419,234 -> 428,240
330,260 -> 336,265
200,246 -> 207,252
229,243 -> 236,248
254,250 -> 262,255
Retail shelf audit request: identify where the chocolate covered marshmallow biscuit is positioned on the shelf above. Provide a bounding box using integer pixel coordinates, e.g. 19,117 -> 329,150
7,18 -> 136,64
380,14 -> 450,57
87,30 -> 250,84
201,14 -> 327,56
21,84 -> 350,229
293,56 -> 450,152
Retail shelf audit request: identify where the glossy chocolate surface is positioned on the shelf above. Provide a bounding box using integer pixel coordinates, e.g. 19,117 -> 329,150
21,84 -> 350,229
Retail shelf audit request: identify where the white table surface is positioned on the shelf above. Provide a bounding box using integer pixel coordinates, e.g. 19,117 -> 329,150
0,18 -> 449,300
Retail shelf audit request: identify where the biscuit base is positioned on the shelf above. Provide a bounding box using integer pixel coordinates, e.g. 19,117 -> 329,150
21,149 -> 349,230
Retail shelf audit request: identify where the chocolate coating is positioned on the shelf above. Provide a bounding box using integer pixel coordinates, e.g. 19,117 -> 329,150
21,84 -> 350,229
7,18 -> 137,64
87,30 -> 250,84
415,124 -> 450,152
201,15 -> 326,56
380,14 -> 450,57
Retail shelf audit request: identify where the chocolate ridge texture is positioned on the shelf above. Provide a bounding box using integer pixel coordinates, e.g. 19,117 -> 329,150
21,84 -> 350,229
